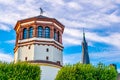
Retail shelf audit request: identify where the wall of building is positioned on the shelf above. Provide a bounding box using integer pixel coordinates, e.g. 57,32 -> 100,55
40,65 -> 60,80
14,49 -> 18,63
15,45 -> 35,62
117,73 -> 120,80
15,40 -> 63,65
34,44 -> 62,65
53,47 -> 63,65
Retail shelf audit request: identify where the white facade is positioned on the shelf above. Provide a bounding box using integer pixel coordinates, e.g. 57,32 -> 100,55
14,15 -> 64,80
34,44 -> 63,65
15,39 -> 63,65
14,38 -> 63,80
40,65 -> 60,80
14,38 -> 63,65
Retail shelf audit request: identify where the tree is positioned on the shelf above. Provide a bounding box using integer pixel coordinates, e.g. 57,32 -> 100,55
55,63 -> 117,80
0,62 -> 41,80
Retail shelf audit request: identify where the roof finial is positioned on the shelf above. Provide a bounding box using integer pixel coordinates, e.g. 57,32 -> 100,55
83,28 -> 85,37
39,7 -> 44,15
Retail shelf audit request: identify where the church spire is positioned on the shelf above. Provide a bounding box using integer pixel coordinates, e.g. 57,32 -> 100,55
83,28 -> 86,42
81,29 -> 90,64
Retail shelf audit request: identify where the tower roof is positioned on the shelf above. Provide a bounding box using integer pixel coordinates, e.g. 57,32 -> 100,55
14,15 -> 65,32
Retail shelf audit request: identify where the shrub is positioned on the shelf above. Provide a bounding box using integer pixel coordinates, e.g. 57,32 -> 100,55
0,62 -> 41,80
55,63 -> 117,80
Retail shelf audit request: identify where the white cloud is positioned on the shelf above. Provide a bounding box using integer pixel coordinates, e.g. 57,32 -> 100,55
63,37 -> 81,46
0,0 -> 120,31
67,2 -> 83,10
63,28 -> 120,48
5,40 -> 15,44
118,69 -> 120,73
44,0 -> 65,6
86,32 -> 120,48
0,24 -> 11,31
63,53 -> 81,64
0,52 -> 13,62
115,0 -> 120,4
0,0 -> 15,5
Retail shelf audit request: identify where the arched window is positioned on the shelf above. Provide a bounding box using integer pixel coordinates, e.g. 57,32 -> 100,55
54,29 -> 57,41
23,28 -> 27,39
45,27 -> 50,38
29,27 -> 33,38
38,26 -> 43,38
57,31 -> 60,42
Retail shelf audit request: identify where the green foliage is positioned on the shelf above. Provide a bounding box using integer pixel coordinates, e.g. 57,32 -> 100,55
56,63 -> 117,80
0,62 -> 41,80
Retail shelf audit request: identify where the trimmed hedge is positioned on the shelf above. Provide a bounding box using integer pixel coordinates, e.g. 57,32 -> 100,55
0,62 -> 41,80
55,63 -> 117,80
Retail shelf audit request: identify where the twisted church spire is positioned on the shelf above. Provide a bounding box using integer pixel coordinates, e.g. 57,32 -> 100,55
81,29 -> 90,64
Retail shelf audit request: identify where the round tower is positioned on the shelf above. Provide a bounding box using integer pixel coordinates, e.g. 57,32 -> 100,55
14,15 -> 64,80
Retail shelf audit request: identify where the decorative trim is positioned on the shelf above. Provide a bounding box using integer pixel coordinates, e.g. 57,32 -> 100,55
27,60 -> 62,68
36,21 -> 52,24
16,23 -> 20,32
53,23 -> 62,30
21,21 -> 35,26
14,39 -> 64,53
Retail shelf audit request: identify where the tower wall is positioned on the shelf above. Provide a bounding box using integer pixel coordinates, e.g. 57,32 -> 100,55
14,45 -> 34,62
34,44 -> 62,65
14,38 -> 63,65
14,15 -> 65,80
40,66 -> 60,80
14,49 -> 18,63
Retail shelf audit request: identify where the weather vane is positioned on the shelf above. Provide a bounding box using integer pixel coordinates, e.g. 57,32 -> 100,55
39,7 -> 44,15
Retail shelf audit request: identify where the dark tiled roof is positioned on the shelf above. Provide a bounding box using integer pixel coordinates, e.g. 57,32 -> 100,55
35,15 -> 49,18
18,15 -> 51,22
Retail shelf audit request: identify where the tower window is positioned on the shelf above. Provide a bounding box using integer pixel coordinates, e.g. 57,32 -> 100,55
54,29 -> 57,41
28,46 -> 31,49
46,56 -> 49,60
29,27 -> 33,38
38,26 -> 43,38
57,31 -> 60,42
25,57 -> 27,61
57,61 -> 60,65
46,48 -> 49,52
45,27 -> 50,38
23,28 -> 27,39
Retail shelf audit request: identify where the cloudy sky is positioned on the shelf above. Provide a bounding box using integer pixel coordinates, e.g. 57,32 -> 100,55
0,0 -> 120,72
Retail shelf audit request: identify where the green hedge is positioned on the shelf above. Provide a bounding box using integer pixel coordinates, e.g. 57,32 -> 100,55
0,62 -> 41,80
56,63 -> 117,80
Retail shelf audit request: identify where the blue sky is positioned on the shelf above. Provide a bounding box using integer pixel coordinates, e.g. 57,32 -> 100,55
0,0 -> 120,72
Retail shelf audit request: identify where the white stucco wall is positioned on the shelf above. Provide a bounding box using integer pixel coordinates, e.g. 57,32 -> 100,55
14,49 -> 18,63
15,45 -> 34,62
14,38 -> 63,80
15,38 -> 63,64
40,65 -> 60,80
34,45 -> 62,65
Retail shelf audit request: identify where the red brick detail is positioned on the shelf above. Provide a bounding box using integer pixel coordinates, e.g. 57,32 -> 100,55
14,17 -> 64,52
